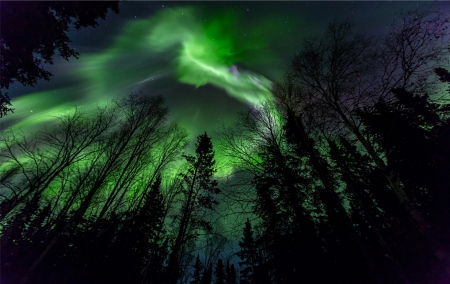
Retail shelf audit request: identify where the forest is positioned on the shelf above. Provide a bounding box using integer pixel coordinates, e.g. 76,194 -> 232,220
1,3 -> 450,284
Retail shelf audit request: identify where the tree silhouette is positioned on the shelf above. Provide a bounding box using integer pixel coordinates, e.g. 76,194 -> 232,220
167,132 -> 220,284
328,137 -> 411,283
237,219 -> 254,284
0,93 -> 187,284
2,7 -> 450,284
202,262 -> 213,284
191,255 -> 204,284
225,261 -> 237,284
355,87 -> 450,282
214,258 -> 225,284
0,105 -> 115,221
0,1 -> 119,117
289,14 -> 450,270
238,219 -> 269,284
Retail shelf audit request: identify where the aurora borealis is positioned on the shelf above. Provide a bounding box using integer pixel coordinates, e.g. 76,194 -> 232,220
2,1 -> 444,153
3,3 -> 450,283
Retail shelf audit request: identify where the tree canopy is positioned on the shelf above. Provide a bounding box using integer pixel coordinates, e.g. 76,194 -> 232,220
0,1 -> 119,117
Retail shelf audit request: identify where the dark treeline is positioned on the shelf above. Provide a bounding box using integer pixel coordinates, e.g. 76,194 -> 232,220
1,8 -> 450,284
218,9 -> 450,284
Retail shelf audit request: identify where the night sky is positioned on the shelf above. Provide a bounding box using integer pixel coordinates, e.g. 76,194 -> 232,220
2,1 -> 444,149
2,2 -> 450,275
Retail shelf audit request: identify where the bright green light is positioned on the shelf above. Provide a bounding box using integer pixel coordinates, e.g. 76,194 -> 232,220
73,7 -> 276,109
144,7 -> 275,106
3,6 -> 286,180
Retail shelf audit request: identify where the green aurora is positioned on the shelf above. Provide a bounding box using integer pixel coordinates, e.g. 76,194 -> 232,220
1,6 -> 289,179
78,6 -> 277,105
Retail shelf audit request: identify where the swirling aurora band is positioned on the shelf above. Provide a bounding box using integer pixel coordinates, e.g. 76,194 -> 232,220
1,7 -> 284,182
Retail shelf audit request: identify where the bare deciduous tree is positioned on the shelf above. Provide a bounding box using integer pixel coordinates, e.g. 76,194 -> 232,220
288,9 -> 450,269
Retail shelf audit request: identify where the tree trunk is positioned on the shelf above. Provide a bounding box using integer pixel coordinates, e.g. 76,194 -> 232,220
339,110 -> 450,279
291,112 -> 375,271
167,169 -> 198,284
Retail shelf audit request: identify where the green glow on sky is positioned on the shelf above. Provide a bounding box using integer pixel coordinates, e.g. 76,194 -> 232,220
2,6 -> 287,180
148,7 -> 274,105
75,6 -> 276,106
77,6 -> 282,177
4,90 -> 79,129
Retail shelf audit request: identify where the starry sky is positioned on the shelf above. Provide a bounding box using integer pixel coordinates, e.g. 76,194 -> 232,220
2,1 -> 444,148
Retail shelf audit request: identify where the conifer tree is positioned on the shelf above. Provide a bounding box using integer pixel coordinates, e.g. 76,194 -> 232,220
167,132 -> 220,284
355,87 -> 450,282
214,258 -> 225,284
238,219 -> 256,284
202,262 -> 213,284
225,261 -> 237,284
191,255 -> 204,284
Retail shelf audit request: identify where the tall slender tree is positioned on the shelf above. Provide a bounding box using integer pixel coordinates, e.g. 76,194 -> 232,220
225,261 -> 237,284
191,255 -> 204,284
167,132 -> 220,284
289,13 -> 450,272
238,219 -> 256,284
12,93 -> 172,283
214,258 -> 225,284
354,87 -> 450,282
